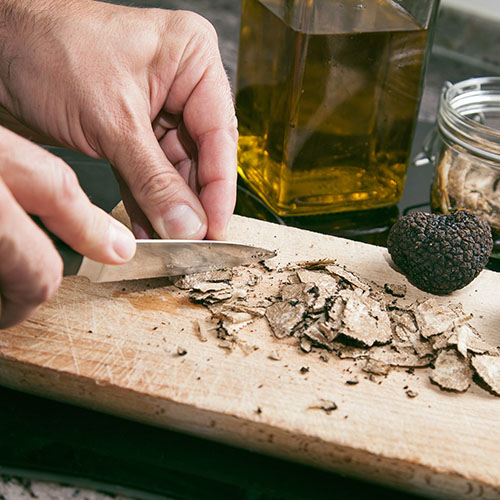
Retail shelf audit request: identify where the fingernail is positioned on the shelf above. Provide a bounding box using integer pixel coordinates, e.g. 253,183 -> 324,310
110,220 -> 136,261
159,204 -> 204,239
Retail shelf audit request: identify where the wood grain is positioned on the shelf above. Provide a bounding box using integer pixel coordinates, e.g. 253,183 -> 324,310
1,213 -> 499,499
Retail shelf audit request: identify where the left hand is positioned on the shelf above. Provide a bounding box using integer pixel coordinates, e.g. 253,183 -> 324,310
0,125 -> 136,328
0,0 -> 238,240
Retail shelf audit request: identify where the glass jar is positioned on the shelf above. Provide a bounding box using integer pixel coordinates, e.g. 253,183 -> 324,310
428,77 -> 500,237
235,0 -> 440,216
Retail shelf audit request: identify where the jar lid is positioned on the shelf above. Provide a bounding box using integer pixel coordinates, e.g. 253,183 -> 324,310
437,76 -> 500,163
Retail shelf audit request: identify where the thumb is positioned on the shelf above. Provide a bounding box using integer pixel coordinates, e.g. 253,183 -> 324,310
108,125 -> 208,240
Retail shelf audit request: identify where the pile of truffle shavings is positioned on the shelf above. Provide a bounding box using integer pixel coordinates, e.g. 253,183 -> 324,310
173,260 -> 500,397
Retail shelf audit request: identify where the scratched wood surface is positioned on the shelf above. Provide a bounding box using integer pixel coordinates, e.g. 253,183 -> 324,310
1,210 -> 500,500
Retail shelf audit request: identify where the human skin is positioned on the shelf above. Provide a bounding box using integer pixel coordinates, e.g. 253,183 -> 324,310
0,0 -> 238,328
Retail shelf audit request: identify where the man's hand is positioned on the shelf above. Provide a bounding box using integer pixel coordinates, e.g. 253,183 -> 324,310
0,126 -> 135,329
0,0 -> 238,240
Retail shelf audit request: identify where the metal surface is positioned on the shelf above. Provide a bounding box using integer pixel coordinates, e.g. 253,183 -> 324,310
77,240 -> 275,283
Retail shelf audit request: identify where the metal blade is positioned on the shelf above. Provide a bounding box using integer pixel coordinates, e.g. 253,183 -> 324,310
77,240 -> 276,283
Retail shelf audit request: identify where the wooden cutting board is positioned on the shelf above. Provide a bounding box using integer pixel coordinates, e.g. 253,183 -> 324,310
1,211 -> 499,500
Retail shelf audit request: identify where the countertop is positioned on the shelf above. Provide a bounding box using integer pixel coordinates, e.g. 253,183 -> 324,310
1,1 -> 500,499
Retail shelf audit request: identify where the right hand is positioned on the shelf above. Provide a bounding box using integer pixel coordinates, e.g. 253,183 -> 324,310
0,126 -> 136,329
0,1 -> 238,242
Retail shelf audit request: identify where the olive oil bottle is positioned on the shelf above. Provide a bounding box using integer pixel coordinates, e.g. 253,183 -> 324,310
236,0 -> 436,216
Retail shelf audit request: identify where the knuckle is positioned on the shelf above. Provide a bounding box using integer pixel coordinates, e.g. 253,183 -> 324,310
137,169 -> 183,210
54,161 -> 81,207
198,17 -> 218,42
0,192 -> 62,324
13,250 -> 62,308
71,209 -> 109,254
35,262 -> 63,305
182,11 -> 218,43
223,101 -> 239,138
67,222 -> 90,249
30,248 -> 63,305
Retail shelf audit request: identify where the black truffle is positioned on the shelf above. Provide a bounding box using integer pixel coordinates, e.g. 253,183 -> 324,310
387,211 -> 493,295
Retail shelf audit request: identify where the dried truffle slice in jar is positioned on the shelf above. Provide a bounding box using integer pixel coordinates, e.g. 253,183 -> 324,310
439,154 -> 500,232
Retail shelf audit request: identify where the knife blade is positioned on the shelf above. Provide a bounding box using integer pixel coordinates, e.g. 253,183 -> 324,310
57,238 -> 276,283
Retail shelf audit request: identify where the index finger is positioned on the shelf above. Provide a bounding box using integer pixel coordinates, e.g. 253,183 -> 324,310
165,32 -> 238,240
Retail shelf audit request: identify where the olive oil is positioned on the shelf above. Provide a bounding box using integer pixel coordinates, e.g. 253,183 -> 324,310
236,0 -> 430,216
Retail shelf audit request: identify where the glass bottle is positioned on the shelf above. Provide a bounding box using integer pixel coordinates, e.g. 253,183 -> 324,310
236,0 -> 440,216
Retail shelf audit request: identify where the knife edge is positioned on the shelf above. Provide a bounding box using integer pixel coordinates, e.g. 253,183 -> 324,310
72,240 -> 276,283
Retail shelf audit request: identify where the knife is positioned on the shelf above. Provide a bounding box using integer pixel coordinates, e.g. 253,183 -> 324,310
57,238 -> 276,283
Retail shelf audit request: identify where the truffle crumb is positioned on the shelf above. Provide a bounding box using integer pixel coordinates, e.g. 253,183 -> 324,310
384,283 -> 407,297
363,358 -> 391,376
218,340 -> 234,350
309,399 -> 338,415
268,350 -> 282,361
194,320 -> 210,343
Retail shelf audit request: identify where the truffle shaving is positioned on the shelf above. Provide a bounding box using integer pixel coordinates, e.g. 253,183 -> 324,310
413,299 -> 462,338
471,355 -> 500,396
429,349 -> 473,392
179,258 -> 499,398
174,269 -> 232,289
448,323 -> 497,358
296,269 -> 339,311
265,301 -> 306,339
302,322 -> 337,350
368,345 -> 431,368
339,290 -> 392,347
325,264 -> 371,292
188,281 -> 234,304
